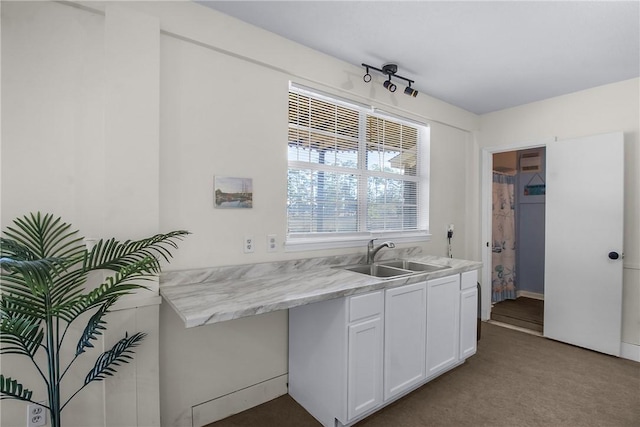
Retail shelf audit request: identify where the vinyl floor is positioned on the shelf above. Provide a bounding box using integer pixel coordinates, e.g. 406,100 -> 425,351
490,296 -> 544,332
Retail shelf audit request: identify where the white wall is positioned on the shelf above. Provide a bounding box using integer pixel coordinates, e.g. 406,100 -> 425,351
479,78 -> 640,347
152,3 -> 478,426
151,4 -> 479,269
1,2 -> 162,426
2,1 -> 479,426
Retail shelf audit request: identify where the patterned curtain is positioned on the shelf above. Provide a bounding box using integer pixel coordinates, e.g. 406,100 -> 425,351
492,172 -> 517,303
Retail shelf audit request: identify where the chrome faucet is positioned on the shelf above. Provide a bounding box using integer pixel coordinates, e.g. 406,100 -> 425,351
366,239 -> 396,264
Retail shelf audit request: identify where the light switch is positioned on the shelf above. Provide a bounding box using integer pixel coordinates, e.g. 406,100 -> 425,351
267,234 -> 277,252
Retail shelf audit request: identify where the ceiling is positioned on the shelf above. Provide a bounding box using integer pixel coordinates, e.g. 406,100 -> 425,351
197,1 -> 639,115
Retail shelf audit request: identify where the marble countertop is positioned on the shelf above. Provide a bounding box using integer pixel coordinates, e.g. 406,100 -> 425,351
160,249 -> 482,328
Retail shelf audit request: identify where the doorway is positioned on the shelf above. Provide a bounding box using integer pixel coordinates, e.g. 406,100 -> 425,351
490,148 -> 546,333
481,133 -> 624,356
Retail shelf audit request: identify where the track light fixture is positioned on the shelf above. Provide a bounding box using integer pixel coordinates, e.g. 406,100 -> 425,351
361,62 -> 418,97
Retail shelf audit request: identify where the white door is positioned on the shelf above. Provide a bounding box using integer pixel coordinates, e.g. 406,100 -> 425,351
544,132 -> 624,356
384,282 -> 427,401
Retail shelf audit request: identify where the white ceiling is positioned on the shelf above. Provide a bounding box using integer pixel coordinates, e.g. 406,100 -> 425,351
197,0 -> 639,115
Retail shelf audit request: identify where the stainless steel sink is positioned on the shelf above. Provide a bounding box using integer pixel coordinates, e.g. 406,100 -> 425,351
380,260 -> 451,273
341,259 -> 450,278
342,264 -> 412,278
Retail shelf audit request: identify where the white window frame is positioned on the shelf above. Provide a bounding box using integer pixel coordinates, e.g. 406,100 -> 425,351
285,84 -> 431,252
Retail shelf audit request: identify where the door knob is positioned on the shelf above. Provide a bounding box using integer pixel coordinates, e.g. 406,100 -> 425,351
608,251 -> 620,260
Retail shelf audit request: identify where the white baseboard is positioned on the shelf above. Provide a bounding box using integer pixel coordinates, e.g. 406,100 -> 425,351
516,290 -> 544,300
620,342 -> 640,362
191,374 -> 288,427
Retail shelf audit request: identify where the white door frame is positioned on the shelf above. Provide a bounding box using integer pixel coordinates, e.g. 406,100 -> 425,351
480,137 -> 554,320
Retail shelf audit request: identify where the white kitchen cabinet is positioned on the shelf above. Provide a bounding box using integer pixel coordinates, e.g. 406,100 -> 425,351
289,269 -> 480,427
383,282 -> 427,401
347,317 -> 383,419
289,290 -> 384,427
426,274 -> 460,378
459,270 -> 478,360
347,290 -> 384,419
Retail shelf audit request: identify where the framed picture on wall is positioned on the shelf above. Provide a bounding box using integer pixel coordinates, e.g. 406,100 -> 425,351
214,176 -> 253,208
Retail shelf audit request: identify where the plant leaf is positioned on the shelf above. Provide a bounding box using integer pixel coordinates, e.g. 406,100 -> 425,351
54,258 -> 156,323
0,299 -> 44,357
75,300 -> 114,356
0,316 -> 43,355
1,213 -> 83,302
0,249 -> 62,297
0,277 -> 47,314
2,213 -> 85,303
0,374 -> 33,401
83,231 -> 190,274
0,255 -> 59,276
84,332 -> 146,385
4,212 -> 85,260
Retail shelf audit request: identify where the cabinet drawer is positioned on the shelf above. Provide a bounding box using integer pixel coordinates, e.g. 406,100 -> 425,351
349,291 -> 383,323
461,270 -> 478,290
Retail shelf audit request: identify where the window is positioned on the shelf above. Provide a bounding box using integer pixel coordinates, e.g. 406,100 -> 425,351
287,84 -> 430,249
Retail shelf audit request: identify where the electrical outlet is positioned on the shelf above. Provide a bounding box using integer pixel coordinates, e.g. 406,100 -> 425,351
27,402 -> 46,427
267,234 -> 277,252
447,224 -> 454,240
243,235 -> 254,253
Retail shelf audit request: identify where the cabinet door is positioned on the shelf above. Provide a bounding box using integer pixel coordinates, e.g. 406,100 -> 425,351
426,275 -> 460,377
384,282 -> 427,401
459,287 -> 478,360
348,317 -> 383,420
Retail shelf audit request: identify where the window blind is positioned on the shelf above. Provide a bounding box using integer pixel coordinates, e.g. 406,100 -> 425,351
287,86 -> 426,238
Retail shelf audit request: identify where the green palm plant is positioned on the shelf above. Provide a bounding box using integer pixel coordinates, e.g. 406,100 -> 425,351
0,212 -> 189,427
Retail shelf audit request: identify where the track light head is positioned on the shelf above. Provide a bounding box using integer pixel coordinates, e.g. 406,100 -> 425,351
383,79 -> 397,92
404,86 -> 418,97
363,66 -> 372,82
